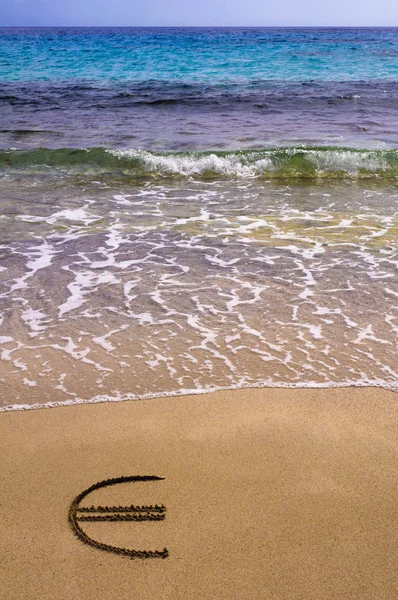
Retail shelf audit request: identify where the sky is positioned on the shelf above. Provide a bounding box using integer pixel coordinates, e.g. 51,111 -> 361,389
1,0 -> 398,27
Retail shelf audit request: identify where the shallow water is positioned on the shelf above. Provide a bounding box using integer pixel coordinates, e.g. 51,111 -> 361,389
1,169 -> 397,408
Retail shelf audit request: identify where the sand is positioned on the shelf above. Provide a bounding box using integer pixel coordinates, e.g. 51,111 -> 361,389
1,386 -> 397,600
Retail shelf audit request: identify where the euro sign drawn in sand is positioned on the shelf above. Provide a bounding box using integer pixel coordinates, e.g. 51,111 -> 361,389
68,476 -> 168,559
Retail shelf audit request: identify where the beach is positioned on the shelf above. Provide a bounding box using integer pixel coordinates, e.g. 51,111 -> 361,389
1,27 -> 398,599
1,386 -> 397,599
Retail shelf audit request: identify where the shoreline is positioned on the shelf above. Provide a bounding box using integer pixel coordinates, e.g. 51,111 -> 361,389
1,386 -> 397,599
1,380 -> 398,412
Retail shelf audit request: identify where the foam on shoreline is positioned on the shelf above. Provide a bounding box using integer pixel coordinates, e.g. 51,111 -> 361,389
2,379 -> 398,412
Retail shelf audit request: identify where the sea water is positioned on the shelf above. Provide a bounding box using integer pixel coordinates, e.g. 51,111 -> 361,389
1,28 -> 398,409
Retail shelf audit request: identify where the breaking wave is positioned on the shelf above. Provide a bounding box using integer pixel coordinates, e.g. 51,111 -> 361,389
2,146 -> 398,179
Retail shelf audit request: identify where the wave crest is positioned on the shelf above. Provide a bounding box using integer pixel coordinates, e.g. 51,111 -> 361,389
1,146 -> 398,179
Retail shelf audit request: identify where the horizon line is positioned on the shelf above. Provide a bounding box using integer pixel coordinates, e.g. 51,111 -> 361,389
1,25 -> 398,29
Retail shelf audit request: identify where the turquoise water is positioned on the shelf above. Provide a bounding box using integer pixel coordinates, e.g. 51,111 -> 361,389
2,27 -> 398,82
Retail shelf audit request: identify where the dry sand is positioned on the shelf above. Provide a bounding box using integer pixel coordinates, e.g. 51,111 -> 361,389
1,387 -> 397,600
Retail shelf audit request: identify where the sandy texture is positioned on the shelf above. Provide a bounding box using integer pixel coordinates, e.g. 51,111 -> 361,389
1,387 -> 397,600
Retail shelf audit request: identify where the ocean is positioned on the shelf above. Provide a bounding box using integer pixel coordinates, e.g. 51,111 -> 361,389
1,27 -> 398,410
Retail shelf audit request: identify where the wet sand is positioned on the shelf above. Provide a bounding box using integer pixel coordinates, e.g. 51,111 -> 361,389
1,387 -> 397,600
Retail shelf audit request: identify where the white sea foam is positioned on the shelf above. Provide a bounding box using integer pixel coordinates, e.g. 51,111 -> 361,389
2,176 -> 398,410
58,271 -> 119,317
107,148 -> 394,179
18,208 -> 101,226
305,149 -> 388,173
21,308 -> 49,336
9,241 -> 57,293
111,149 -> 269,178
